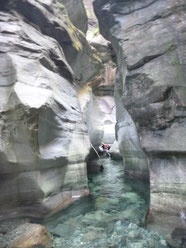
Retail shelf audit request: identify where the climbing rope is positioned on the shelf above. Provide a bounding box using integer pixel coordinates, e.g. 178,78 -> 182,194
90,142 -> 100,159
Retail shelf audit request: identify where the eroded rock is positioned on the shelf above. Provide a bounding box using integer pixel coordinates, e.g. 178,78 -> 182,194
94,0 -> 186,215
0,0 -> 101,219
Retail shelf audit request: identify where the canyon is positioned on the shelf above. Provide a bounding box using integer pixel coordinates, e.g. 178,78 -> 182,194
0,0 -> 186,247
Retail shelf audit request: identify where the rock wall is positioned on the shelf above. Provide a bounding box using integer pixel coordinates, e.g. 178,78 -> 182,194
60,0 -> 88,33
0,0 -> 101,219
78,44 -> 117,173
94,0 -> 186,215
86,69 -> 116,147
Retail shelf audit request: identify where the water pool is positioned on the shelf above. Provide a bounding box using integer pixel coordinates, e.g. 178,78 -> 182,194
43,158 -> 168,248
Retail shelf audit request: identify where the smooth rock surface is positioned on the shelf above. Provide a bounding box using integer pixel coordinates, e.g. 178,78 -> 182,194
78,38 -> 117,166
0,0 -> 101,219
3,0 -> 101,86
94,0 -> 186,213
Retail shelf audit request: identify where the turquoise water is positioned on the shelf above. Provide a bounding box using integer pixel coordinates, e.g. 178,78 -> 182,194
43,158 -> 168,248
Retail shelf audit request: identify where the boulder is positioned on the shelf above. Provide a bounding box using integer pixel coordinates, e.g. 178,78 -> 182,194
8,223 -> 52,248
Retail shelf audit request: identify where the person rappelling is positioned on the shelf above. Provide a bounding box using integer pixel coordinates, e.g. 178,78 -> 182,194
99,142 -> 111,157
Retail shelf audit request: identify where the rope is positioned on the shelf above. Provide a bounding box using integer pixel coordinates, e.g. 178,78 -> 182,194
90,142 -> 100,159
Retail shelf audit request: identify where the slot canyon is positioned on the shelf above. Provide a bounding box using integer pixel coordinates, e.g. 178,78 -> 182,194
0,0 -> 186,247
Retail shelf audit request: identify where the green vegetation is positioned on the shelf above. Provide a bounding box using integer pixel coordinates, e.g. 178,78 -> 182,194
56,1 -> 82,51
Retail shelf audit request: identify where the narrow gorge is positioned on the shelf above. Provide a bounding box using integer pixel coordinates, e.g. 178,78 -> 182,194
0,0 -> 186,248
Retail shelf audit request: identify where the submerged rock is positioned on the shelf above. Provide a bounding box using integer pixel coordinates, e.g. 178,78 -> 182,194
52,222 -> 76,239
171,227 -> 186,248
82,210 -> 110,224
122,192 -> 140,202
82,230 -> 106,242
109,221 -> 168,248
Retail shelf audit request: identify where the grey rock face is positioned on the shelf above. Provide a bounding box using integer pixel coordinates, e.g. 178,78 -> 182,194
78,76 -> 116,157
78,37 -> 117,155
0,0 -> 101,219
94,0 -> 186,214
59,0 -> 88,33
3,0 -> 101,86
87,64 -> 116,147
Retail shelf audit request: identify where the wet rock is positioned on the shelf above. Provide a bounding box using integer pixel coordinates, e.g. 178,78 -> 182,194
119,209 -> 136,220
8,223 -> 53,248
108,198 -> 119,206
122,192 -> 141,203
82,210 -> 110,224
87,159 -> 103,174
95,196 -> 120,210
51,217 -> 81,239
171,228 -> 186,248
109,221 -> 168,248
52,223 -> 74,238
82,230 -> 105,242
53,237 -> 66,248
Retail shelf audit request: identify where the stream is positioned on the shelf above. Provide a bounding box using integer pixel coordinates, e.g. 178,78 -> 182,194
43,158 -> 168,248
